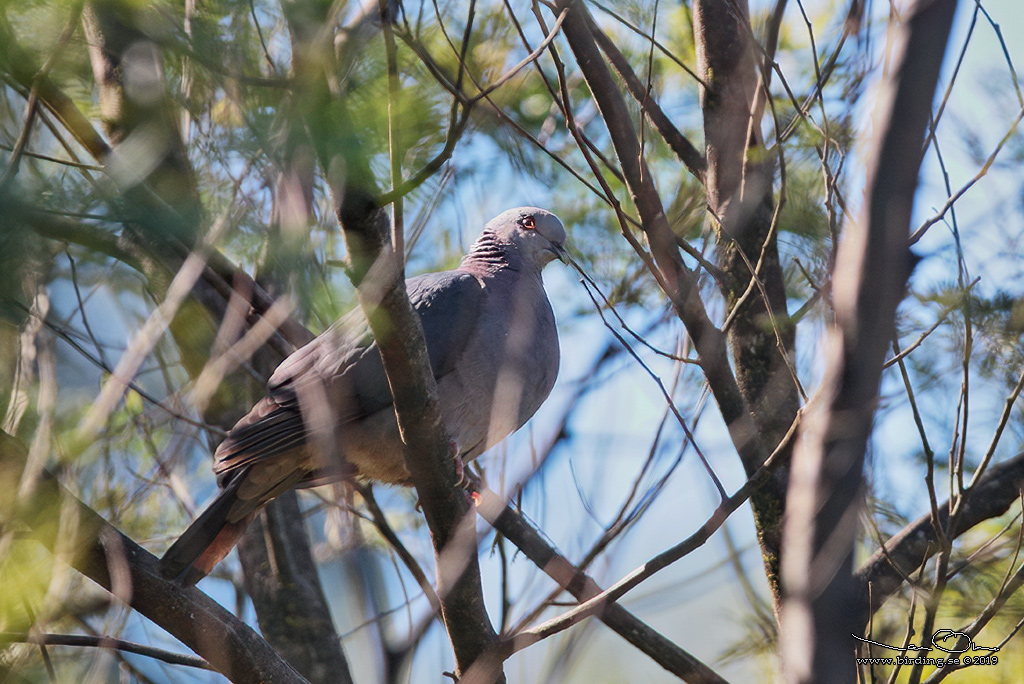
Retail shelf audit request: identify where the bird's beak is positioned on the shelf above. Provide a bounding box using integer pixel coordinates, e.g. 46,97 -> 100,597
550,243 -> 569,265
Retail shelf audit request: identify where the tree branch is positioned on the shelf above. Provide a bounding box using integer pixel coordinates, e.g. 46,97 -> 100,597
779,1 -> 958,681
0,432 -> 307,684
470,435 -> 793,665
855,451 -> 1024,625
477,490 -> 729,684
0,632 -> 213,671
692,0 -> 800,601
237,492 -> 352,684
587,14 -> 706,181
337,191 -> 499,680
289,0 -> 501,673
551,0 -> 769,487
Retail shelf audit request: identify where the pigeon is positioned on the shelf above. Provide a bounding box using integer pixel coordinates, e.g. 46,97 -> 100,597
160,207 -> 567,584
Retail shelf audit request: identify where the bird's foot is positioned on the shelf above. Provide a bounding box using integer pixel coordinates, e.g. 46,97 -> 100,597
450,439 -> 464,482
457,465 -> 484,508
453,455 -> 479,488
450,443 -> 484,506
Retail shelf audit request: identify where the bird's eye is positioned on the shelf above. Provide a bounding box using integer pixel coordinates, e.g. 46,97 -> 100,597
521,216 -> 536,230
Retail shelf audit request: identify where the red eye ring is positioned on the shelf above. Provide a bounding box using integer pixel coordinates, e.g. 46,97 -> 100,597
521,216 -> 536,230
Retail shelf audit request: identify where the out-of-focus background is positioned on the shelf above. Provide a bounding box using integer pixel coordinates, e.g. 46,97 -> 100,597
2,0 -> 1024,682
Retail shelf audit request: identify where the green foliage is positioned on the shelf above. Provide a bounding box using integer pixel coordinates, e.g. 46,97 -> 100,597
2,0 -> 1024,681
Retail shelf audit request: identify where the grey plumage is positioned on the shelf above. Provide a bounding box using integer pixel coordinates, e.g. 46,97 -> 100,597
160,207 -> 567,583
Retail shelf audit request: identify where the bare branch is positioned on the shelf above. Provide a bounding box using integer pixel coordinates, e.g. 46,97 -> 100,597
484,417 -> 796,656
337,191 -> 498,680
476,489 -> 730,684
0,631 -> 213,671
0,432 -> 307,683
909,103 -> 1024,245
298,3 -> 500,669
551,0 -> 770,492
779,1 -> 958,681
587,15 -> 706,180
856,451 -> 1024,625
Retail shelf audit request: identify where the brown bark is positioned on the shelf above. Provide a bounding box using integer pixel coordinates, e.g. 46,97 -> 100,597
78,3 -> 350,679
282,0 -> 501,675
236,494 -> 353,684
337,191 -> 500,680
779,1 -> 958,681
587,17 -> 706,181
551,0 -> 770,487
855,451 -> 1024,626
0,432 -> 307,684
692,0 -> 800,600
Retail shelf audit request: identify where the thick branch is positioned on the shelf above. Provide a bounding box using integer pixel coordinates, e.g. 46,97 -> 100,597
779,1 -> 958,682
337,192 -> 499,679
236,493 -> 352,684
0,432 -> 307,684
551,0 -> 768,484
278,0 -> 500,676
0,15 -> 111,161
692,0 -> 800,601
587,16 -> 706,181
11,204 -> 143,271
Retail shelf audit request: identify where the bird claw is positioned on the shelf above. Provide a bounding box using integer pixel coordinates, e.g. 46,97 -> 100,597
411,441 -> 480,511
456,464 -> 483,509
450,442 -> 484,506
449,440 -> 470,487
453,456 -> 481,491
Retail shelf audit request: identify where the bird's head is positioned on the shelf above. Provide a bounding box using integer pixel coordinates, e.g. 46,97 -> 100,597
481,207 -> 568,269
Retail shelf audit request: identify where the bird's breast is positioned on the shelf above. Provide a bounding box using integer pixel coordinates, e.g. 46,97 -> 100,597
438,278 -> 558,462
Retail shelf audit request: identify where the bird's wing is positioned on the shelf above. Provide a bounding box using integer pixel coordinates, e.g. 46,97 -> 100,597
407,269 -> 486,378
212,270 -> 484,484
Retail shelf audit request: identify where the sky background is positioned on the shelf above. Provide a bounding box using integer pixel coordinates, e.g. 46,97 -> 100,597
26,0 -> 1024,681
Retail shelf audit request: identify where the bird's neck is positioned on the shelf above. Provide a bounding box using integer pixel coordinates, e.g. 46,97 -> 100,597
459,230 -> 521,274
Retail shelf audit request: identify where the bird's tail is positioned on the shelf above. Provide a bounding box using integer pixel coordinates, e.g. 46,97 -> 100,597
159,477 -> 254,586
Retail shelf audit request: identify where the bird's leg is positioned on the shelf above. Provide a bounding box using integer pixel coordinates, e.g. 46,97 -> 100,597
451,440 -> 483,506
412,441 -> 478,512
451,439 -> 466,485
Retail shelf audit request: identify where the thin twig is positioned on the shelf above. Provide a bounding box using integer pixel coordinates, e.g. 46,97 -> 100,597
504,413 -> 799,651
0,632 -> 213,670
909,103 -> 1024,245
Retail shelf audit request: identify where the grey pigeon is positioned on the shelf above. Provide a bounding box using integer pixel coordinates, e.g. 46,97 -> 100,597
160,207 -> 567,584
